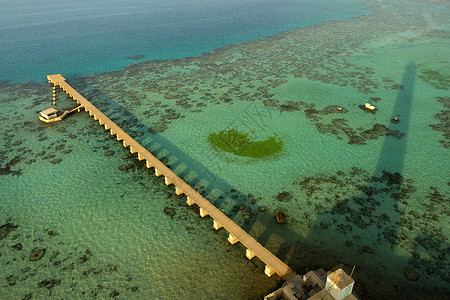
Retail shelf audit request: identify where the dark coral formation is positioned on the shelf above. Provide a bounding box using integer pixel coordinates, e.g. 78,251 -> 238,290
0,223 -> 18,240
11,243 -> 23,251
30,249 -> 46,261
276,191 -> 293,202
1,221 -> 140,298
79,249 -> 92,264
0,1 -> 447,299
429,96 -> 450,148
164,207 -> 176,217
118,163 -> 133,171
0,154 -> 23,176
360,124 -> 404,140
295,167 -> 449,292
38,279 -> 61,290
418,64 -> 450,90
266,101 -> 403,145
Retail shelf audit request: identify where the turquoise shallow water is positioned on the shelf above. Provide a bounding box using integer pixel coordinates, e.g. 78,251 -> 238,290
1,0 -> 450,299
0,0 -> 367,84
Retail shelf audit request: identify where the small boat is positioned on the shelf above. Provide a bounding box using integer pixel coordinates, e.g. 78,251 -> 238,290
364,103 -> 376,111
275,212 -> 285,224
39,106 -> 81,123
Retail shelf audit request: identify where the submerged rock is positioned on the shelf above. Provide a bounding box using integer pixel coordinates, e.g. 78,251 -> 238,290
276,191 -> 293,202
164,94 -> 182,99
30,249 -> 46,261
164,207 -> 176,217
38,279 -> 61,290
110,290 -> 120,298
0,223 -> 18,240
22,293 -> 33,300
12,243 -> 23,251
148,124 -> 168,134
263,99 -> 279,107
348,135 -> 365,145
167,113 -> 180,119
104,150 -> 115,156
79,249 -> 92,264
359,246 -> 374,254
404,268 -> 420,281
258,206 -> 267,212
118,163 -> 133,171
51,158 -> 61,164
47,230 -> 59,237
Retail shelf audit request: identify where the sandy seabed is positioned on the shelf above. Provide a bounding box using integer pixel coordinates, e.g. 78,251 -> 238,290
1,0 -> 449,299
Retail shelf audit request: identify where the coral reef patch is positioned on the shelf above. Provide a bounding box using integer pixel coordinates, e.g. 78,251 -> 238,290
430,96 -> 450,148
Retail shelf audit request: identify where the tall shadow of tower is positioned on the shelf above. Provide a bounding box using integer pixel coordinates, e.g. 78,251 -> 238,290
287,62 -> 420,298
375,61 -> 415,173
71,61 -> 449,299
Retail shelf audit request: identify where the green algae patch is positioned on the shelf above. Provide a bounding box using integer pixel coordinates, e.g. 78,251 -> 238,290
208,129 -> 283,158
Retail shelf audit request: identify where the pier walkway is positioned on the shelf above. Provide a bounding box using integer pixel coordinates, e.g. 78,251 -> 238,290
47,74 -> 297,281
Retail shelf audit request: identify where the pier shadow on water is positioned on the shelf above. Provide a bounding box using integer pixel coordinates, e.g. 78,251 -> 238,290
68,76 -> 297,276
69,61 -> 448,299
272,62 -> 449,299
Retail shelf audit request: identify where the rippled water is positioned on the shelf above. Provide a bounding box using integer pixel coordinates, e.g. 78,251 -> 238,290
0,0 -> 366,84
1,0 -> 449,299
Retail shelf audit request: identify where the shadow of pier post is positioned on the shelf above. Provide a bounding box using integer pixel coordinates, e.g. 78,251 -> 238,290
68,76 -> 304,280
286,62 -> 422,298
68,62 -> 446,298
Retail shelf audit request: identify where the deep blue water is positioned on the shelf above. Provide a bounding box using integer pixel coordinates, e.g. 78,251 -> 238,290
0,0 -> 368,83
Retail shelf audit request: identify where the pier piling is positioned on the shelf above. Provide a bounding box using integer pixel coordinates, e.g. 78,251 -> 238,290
46,74 -> 297,281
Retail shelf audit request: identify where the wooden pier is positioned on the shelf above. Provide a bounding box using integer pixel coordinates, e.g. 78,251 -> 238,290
47,74 -> 297,281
